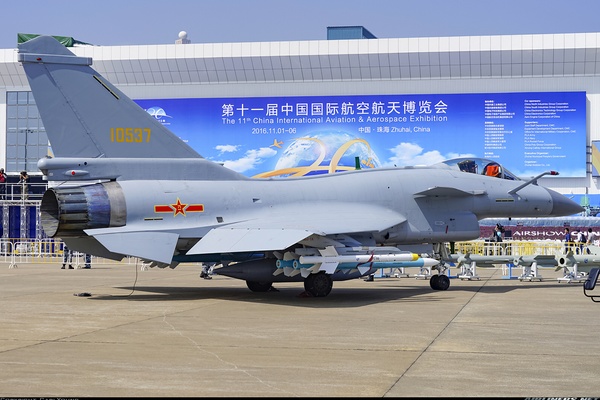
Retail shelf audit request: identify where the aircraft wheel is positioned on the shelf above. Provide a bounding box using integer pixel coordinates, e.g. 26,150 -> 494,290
246,280 -> 273,292
436,274 -> 450,290
429,274 -> 440,290
304,272 -> 333,297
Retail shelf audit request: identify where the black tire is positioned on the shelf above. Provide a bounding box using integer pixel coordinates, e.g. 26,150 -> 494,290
246,280 -> 272,292
437,274 -> 450,290
304,272 -> 333,297
429,274 -> 440,290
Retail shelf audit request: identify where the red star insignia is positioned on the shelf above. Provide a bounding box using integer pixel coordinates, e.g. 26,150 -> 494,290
154,199 -> 203,217
171,198 -> 188,216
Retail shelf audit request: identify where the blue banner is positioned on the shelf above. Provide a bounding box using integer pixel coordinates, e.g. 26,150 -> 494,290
134,91 -> 586,178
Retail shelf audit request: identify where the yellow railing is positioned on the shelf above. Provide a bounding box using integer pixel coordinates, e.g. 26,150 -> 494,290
453,239 -> 566,257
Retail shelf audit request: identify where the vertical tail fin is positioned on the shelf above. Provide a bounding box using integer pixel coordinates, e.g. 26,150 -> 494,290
18,35 -> 201,159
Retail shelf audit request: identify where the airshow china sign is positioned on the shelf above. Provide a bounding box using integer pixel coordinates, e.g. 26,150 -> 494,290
134,91 -> 586,178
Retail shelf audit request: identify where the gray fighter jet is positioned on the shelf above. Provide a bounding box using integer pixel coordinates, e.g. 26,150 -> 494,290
18,36 -> 583,296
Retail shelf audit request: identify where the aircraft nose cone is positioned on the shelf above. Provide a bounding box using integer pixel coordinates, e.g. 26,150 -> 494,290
548,188 -> 584,216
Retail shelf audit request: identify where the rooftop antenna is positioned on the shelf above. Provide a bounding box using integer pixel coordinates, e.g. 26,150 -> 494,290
175,31 -> 190,44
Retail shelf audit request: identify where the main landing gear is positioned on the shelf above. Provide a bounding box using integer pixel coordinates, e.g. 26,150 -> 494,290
246,280 -> 273,292
429,248 -> 451,291
429,273 -> 450,290
245,271 -> 334,297
303,272 -> 333,297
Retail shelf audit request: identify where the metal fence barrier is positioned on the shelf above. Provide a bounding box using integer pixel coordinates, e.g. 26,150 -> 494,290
1,237 -> 140,269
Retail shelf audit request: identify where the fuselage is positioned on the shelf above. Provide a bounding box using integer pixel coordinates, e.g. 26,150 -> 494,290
121,167 -> 566,243
41,163 -> 580,253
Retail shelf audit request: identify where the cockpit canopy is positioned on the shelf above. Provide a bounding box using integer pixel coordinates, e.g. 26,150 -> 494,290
437,158 -> 519,181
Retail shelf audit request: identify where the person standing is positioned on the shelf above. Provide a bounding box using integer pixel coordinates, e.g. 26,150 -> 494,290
83,253 -> 92,269
61,244 -> 73,269
18,171 -> 30,200
493,224 -> 504,242
586,228 -> 598,254
563,227 -> 573,254
0,168 -> 7,200
574,229 -> 585,254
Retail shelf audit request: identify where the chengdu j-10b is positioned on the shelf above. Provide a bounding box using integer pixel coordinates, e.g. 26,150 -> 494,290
18,36 -> 583,297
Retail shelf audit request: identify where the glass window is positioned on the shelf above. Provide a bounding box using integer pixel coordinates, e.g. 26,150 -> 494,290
17,105 -> 28,118
17,92 -> 28,104
15,146 -> 25,158
28,105 -> 39,119
27,130 -> 38,144
6,92 -> 17,105
5,91 -> 49,175
17,131 -> 27,145
38,134 -> 48,146
6,106 -> 17,119
6,119 -> 17,132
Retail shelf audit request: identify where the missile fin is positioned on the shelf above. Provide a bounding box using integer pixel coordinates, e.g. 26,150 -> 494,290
319,261 -> 339,274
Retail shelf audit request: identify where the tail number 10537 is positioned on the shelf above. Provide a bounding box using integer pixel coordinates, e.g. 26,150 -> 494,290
110,127 -> 151,143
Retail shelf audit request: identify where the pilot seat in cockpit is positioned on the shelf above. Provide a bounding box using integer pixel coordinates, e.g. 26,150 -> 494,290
442,158 -> 517,180
483,163 -> 501,177
458,159 -> 478,174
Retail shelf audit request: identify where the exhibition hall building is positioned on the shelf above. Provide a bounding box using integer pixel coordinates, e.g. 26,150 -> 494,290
0,27 -> 600,238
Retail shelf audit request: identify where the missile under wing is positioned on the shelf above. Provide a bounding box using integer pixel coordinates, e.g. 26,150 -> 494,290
17,36 -> 583,297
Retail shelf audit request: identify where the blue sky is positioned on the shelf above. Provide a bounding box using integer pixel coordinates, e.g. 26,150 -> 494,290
1,0 -> 598,48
